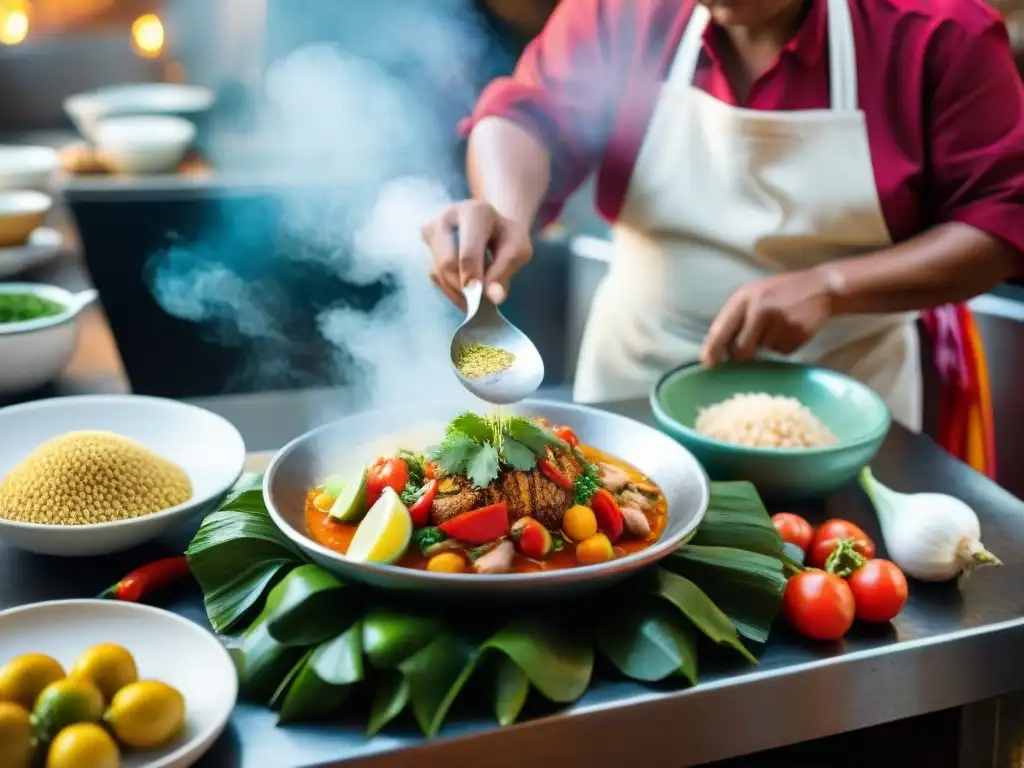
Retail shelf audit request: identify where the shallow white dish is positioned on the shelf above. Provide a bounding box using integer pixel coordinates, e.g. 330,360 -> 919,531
0,190 -> 52,246
94,116 -> 196,175
0,395 -> 246,556
0,227 -> 62,278
0,282 -> 96,395
65,83 -> 213,144
0,600 -> 237,768
0,145 -> 59,190
264,400 -> 710,598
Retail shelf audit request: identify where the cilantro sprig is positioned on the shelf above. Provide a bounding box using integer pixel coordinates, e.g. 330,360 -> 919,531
427,412 -> 567,488
573,461 -> 602,505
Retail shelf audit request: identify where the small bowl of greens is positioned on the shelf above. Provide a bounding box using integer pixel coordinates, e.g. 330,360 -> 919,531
0,283 -> 98,395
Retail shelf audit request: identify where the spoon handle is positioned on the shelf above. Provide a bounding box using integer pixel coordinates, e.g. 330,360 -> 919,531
452,228 -> 493,321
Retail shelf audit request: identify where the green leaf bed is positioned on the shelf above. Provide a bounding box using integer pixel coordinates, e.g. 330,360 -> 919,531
186,475 -> 786,737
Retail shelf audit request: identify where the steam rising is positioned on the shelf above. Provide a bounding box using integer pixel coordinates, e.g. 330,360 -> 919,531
147,2 -> 490,409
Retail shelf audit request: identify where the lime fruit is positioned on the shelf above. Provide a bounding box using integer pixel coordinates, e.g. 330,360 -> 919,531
0,653 -> 65,709
328,465 -> 368,523
32,678 -> 104,743
104,680 -> 185,749
346,486 -> 412,564
46,723 -> 119,768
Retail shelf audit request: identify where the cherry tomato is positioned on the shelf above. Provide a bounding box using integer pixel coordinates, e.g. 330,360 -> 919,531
847,559 -> 909,623
366,457 -> 410,507
808,519 -> 875,570
771,513 -> 814,553
783,570 -> 856,641
553,426 -> 579,447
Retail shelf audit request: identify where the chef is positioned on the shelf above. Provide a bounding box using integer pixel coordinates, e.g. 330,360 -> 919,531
421,0 -> 1024,431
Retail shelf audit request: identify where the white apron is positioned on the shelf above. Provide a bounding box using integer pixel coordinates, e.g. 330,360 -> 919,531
572,0 -> 922,431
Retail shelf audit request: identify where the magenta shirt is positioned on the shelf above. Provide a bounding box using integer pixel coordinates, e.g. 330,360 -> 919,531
464,0 -> 1024,257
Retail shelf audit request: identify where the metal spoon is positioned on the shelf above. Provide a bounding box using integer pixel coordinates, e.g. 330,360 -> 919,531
449,260 -> 544,405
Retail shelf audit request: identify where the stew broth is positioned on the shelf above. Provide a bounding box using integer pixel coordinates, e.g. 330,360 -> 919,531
305,444 -> 668,573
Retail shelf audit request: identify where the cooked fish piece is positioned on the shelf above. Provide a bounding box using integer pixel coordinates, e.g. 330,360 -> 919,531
599,462 -> 631,493
619,488 -> 651,513
621,505 -> 652,539
474,540 -> 515,574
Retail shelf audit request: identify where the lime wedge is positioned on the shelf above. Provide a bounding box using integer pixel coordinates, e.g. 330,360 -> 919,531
328,466 -> 369,523
323,474 -> 346,499
346,487 -> 412,564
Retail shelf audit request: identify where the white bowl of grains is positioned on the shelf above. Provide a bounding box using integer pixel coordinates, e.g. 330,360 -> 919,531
0,395 -> 246,556
651,361 -> 891,499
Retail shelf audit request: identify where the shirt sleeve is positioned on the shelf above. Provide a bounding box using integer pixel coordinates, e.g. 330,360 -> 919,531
926,15 -> 1024,261
461,0 -> 620,225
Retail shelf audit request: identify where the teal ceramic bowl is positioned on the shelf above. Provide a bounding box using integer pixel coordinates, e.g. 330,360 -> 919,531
651,361 -> 891,499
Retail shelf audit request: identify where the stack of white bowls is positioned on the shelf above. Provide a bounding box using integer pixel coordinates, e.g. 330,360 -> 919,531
0,146 -> 61,279
64,83 -> 214,175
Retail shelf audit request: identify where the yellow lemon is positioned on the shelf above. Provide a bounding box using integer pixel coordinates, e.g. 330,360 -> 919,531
0,653 -> 65,709
346,486 -> 412,564
0,701 -> 33,768
32,678 -> 104,743
105,680 -> 185,749
46,723 -> 120,768
70,644 -> 138,703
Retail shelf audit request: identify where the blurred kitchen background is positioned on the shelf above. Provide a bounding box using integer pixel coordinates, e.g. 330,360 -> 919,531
3,0 -> 1024,494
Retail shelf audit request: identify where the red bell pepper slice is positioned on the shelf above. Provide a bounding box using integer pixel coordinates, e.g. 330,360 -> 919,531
553,426 -> 579,448
439,502 -> 510,544
538,459 -> 573,490
590,489 -> 624,543
407,479 -> 438,528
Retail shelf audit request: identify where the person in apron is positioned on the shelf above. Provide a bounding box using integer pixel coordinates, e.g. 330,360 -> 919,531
422,0 -> 1024,432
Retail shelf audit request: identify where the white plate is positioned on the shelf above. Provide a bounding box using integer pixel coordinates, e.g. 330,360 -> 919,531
0,600 -> 237,768
0,227 -> 62,278
0,145 -> 59,190
0,395 -> 246,556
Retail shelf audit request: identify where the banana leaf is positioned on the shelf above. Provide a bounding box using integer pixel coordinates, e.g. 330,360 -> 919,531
692,482 -> 783,558
232,607 -> 309,704
667,545 -> 787,644
269,649 -> 313,710
595,597 -> 698,684
650,569 -> 757,664
482,616 -> 593,703
279,621 -> 365,723
264,565 -> 356,646
398,631 -> 481,737
367,671 -> 410,737
493,655 -> 530,726
362,610 -> 443,669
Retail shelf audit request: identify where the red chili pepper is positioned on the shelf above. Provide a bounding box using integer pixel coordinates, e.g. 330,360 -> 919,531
590,489 -> 624,543
538,459 -> 573,490
553,426 -> 579,448
407,479 -> 438,527
99,556 -> 193,602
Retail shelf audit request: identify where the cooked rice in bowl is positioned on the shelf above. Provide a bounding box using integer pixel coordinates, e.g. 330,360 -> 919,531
695,393 -> 838,449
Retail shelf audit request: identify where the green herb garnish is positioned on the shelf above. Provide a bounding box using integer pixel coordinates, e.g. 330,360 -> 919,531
400,482 -> 426,507
398,450 -> 426,486
0,293 -> 64,325
573,461 -> 602,506
427,412 -> 567,489
413,527 -> 447,556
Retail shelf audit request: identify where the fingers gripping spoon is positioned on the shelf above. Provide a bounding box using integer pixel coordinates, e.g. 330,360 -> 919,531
448,257 -> 544,405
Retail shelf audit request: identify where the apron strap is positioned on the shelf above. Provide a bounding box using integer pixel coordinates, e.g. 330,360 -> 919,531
664,0 -> 859,113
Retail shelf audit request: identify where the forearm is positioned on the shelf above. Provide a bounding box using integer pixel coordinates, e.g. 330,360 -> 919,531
467,116 -> 551,227
820,223 -> 1022,315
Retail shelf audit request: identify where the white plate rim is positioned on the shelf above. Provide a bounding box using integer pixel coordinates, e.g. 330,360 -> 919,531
0,599 -> 237,768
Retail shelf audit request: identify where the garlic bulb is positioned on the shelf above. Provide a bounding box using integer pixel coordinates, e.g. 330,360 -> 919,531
859,467 -> 1001,582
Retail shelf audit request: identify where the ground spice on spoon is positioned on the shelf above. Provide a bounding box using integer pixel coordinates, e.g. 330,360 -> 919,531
456,342 -> 516,379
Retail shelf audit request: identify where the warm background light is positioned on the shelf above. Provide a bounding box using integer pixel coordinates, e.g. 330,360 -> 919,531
131,12 -> 163,57
0,0 -> 29,46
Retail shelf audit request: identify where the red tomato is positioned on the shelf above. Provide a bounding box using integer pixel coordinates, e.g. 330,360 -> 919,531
848,559 -> 909,623
771,513 -> 814,553
782,570 -> 856,641
366,457 -> 410,507
553,426 -> 579,447
807,519 -> 875,570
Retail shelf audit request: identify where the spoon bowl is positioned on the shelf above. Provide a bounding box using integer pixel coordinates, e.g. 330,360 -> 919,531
449,280 -> 544,404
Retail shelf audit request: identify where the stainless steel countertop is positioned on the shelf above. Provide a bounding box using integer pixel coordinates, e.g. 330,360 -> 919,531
3,389 -> 1024,767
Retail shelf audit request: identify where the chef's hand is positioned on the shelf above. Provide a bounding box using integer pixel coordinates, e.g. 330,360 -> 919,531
421,200 -> 532,310
700,268 -> 836,366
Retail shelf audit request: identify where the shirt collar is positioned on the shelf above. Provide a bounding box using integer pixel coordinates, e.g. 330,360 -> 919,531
701,0 -> 825,69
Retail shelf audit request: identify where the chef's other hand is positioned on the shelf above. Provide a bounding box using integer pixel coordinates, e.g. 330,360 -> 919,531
421,200 -> 532,310
701,268 -> 836,367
